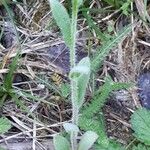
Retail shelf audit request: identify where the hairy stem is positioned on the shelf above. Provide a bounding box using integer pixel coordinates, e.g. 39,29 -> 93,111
70,0 -> 79,150
71,79 -> 78,150
70,0 -> 78,68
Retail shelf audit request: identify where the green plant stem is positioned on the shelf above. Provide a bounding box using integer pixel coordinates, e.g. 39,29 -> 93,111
70,0 -> 79,150
71,80 -> 78,150
71,80 -> 79,124
70,0 -> 78,68
70,131 -> 78,150
0,94 -> 7,108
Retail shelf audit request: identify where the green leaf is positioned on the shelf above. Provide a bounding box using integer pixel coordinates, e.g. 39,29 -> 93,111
81,76 -> 131,118
0,147 -> 5,150
78,131 -> 98,150
79,115 -> 109,147
130,108 -> 150,145
91,25 -> 132,72
69,57 -> 90,108
0,117 -> 11,134
94,140 -> 125,150
78,0 -> 83,7
131,143 -> 150,150
79,76 -> 131,147
82,11 -> 108,43
103,0 -> 122,8
48,0 -> 71,48
121,0 -> 131,16
63,123 -> 79,133
53,135 -> 71,150
4,53 -> 20,91
60,83 -> 70,98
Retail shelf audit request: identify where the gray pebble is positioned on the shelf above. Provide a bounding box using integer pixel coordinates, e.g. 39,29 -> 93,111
138,73 -> 150,109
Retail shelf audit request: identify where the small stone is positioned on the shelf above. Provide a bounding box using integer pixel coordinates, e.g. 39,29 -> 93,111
138,72 -> 150,109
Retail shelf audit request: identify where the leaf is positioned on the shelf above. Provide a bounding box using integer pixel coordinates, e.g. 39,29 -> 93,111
82,11 -> 108,43
79,76 -> 131,147
0,147 -> 5,150
63,123 -> 79,134
81,76 -> 131,118
60,83 -> 70,98
131,143 -> 150,150
48,0 -> 71,48
78,131 -> 98,150
79,115 -> 109,147
130,108 -> 150,145
91,24 -> 132,72
0,117 -> 11,134
94,140 -> 125,150
53,135 -> 71,150
78,0 -> 83,7
69,57 -> 91,108
102,0 -> 121,8
4,53 -> 20,91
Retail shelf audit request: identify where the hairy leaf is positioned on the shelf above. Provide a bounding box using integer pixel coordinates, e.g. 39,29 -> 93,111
78,131 -> 98,150
63,123 -> 79,133
130,108 -> 150,145
53,135 -> 70,150
82,11 -> 108,43
69,57 -> 90,108
48,0 -> 71,48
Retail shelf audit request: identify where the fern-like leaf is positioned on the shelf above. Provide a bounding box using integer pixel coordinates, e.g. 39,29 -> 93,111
91,25 -> 132,72
79,76 -> 131,148
82,11 -> 108,42
94,140 -> 125,150
0,117 -> 11,134
131,143 -> 150,150
81,76 -> 131,118
79,115 -> 109,147
130,108 -> 150,145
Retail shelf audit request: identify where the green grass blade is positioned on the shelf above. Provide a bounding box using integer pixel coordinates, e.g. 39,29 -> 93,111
0,27 -> 4,41
2,0 -> 21,91
4,53 -> 20,91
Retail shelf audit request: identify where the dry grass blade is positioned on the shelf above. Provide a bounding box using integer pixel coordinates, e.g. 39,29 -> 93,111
135,0 -> 145,17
